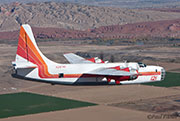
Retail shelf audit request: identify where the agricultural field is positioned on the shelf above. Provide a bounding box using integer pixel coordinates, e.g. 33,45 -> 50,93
0,40 -> 180,121
0,92 -> 96,119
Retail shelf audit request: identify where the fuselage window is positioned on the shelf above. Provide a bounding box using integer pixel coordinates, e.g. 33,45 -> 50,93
138,62 -> 146,68
59,73 -> 64,78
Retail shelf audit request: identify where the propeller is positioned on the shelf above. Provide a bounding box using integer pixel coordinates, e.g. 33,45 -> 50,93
100,52 -> 104,60
110,55 -> 114,62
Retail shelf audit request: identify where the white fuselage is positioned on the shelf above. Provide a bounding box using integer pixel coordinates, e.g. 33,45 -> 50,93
12,24 -> 165,85
14,56 -> 165,85
120,65 -> 165,84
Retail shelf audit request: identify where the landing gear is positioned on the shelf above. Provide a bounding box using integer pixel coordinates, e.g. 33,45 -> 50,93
107,78 -> 111,83
115,80 -> 120,85
51,83 -> 55,86
106,77 -> 121,85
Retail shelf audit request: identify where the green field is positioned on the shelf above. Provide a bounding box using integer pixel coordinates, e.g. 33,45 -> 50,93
0,92 -> 96,119
144,72 -> 180,87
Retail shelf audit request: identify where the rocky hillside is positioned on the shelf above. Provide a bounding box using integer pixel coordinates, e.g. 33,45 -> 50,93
1,19 -> 180,43
91,19 -> 180,39
1,2 -> 180,32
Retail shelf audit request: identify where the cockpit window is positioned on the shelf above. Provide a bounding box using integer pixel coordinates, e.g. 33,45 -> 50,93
138,62 -> 146,68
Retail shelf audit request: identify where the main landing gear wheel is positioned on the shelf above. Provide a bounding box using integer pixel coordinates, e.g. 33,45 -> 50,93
115,80 -> 121,85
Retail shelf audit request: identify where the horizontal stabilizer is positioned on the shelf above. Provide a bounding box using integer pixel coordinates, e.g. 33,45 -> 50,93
12,61 -> 37,69
64,53 -> 93,64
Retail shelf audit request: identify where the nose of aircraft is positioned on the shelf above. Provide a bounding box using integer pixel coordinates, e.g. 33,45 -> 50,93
161,67 -> 166,80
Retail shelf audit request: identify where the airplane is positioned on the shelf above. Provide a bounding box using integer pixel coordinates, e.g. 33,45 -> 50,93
11,24 -> 166,85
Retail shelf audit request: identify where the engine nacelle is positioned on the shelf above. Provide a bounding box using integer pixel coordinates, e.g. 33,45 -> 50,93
107,74 -> 138,84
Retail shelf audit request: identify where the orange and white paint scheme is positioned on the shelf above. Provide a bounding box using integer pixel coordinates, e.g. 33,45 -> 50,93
12,24 -> 165,85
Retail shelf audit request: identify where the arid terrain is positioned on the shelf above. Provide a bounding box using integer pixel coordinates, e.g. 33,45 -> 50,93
1,2 -> 180,45
0,41 -> 180,121
1,0 -> 180,8
1,18 -> 180,44
0,1 -> 180,121
1,2 -> 180,32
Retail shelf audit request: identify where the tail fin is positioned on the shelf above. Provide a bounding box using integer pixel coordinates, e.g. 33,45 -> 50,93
15,24 -> 54,65
13,24 -> 58,78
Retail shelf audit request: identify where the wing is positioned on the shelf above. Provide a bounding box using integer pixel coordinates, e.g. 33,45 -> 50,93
64,53 -> 93,64
85,68 -> 134,76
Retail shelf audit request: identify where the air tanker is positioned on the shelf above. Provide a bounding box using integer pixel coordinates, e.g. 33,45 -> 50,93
12,24 -> 165,85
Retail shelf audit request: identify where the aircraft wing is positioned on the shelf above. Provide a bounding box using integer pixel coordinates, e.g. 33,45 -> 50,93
64,53 -> 93,64
86,68 -> 134,76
